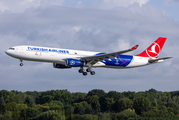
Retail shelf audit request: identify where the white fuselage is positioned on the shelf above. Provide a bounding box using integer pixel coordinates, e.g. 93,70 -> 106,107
5,45 -> 152,68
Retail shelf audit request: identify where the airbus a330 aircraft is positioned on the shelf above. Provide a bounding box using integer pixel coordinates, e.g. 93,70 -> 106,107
5,37 -> 171,76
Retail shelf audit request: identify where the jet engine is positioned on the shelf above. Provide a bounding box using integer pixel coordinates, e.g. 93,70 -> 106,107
53,63 -> 71,69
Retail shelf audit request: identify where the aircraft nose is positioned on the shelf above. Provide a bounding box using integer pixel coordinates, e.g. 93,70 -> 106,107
5,50 -> 10,55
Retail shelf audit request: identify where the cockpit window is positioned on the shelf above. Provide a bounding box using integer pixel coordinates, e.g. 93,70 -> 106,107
9,48 -> 15,50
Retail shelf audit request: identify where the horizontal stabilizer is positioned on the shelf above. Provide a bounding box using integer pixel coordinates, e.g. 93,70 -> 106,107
148,57 -> 172,63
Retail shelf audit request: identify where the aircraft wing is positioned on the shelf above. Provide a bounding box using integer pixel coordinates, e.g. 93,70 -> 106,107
80,45 -> 139,63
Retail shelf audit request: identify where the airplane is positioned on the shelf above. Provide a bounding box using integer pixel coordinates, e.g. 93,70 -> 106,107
5,37 -> 172,76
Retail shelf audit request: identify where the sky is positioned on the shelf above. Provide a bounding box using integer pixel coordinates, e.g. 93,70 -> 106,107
0,0 -> 179,93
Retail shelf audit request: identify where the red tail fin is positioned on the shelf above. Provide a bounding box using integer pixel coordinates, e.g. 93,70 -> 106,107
135,37 -> 167,58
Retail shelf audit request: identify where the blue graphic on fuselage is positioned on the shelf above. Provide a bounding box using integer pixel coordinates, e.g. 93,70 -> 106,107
104,54 -> 133,67
27,47 -> 69,54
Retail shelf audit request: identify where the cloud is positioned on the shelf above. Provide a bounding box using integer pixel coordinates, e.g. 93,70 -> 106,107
0,0 -> 64,13
164,0 -> 179,5
74,0 -> 149,9
89,0 -> 149,9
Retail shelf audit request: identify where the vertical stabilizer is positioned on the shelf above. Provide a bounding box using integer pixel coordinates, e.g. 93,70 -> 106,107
135,37 -> 167,58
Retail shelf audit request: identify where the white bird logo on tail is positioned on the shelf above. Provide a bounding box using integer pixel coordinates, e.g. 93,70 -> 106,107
149,43 -> 158,54
146,42 -> 161,58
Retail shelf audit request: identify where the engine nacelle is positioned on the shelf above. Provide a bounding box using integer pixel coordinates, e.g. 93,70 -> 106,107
53,63 -> 71,69
66,58 -> 84,67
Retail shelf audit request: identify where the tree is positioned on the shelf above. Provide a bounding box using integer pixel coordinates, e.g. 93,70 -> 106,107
0,112 -> 13,120
72,114 -> 98,120
24,96 -> 33,107
84,95 -> 101,114
73,103 -> 85,115
35,110 -> 65,120
81,101 -> 92,114
133,97 -> 150,115
106,91 -> 124,101
158,105 -> 167,112
166,101 -> 179,114
122,91 -> 136,100
53,90 -> 72,105
87,89 -> 106,98
141,109 -> 179,119
73,101 -> 92,115
87,89 -> 107,113
43,101 -> 64,108
4,102 -> 19,111
115,98 -> 133,112
148,88 -> 157,93
0,93 -> 5,114
72,92 -> 87,103
42,101 -> 64,115
36,90 -> 72,105
32,104 -> 50,112
25,91 -> 40,103
97,113 -> 111,120
4,102 -> 27,120
119,109 -> 138,119
0,93 -> 5,108
104,97 -> 115,112
64,105 -> 74,120
36,95 -> 53,104
21,108 -> 40,120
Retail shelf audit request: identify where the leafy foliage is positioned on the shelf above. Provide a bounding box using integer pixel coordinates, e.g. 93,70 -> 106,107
24,96 -> 33,107
0,94 -> 5,108
133,97 -> 150,115
115,98 -> 133,112
34,110 -> 65,120
0,89 -> 179,120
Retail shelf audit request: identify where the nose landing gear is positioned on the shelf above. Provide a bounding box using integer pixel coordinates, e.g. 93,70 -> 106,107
20,59 -> 23,66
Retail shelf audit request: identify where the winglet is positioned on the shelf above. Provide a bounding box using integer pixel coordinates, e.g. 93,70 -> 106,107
131,45 -> 139,50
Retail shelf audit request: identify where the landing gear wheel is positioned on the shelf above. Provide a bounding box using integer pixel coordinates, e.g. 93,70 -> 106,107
90,71 -> 95,75
79,69 -> 83,73
86,68 -> 91,72
83,72 -> 87,76
20,63 -> 23,66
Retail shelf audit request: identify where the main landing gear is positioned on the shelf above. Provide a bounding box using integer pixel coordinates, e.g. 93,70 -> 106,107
79,67 -> 95,76
20,59 -> 23,66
